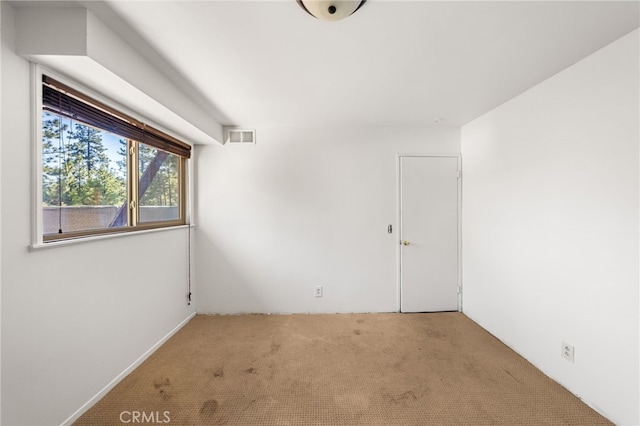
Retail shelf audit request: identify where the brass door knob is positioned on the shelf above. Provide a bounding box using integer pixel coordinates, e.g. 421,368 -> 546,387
402,240 -> 411,246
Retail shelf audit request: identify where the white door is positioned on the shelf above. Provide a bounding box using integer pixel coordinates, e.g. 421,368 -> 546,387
400,156 -> 459,312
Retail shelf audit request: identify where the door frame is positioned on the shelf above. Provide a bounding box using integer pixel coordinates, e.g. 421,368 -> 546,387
396,153 -> 463,313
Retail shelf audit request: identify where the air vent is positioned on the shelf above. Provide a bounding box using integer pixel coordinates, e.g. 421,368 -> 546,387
225,128 -> 256,144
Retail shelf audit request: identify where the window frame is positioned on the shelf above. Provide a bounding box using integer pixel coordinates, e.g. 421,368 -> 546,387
33,66 -> 191,246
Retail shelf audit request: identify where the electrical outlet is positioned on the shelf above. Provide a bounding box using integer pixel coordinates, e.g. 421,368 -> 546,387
314,286 -> 323,297
561,341 -> 574,363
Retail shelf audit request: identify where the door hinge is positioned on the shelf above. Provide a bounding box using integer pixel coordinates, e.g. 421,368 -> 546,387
457,169 -> 461,179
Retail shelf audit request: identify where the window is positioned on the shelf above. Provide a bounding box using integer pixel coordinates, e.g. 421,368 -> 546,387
40,75 -> 190,243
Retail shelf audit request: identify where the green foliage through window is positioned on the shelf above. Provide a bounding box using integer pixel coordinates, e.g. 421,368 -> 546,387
43,113 -> 126,209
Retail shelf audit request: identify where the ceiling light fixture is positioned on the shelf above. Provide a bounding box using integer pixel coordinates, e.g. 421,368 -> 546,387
296,0 -> 366,22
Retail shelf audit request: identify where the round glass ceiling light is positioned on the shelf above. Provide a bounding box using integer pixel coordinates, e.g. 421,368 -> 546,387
296,0 -> 367,22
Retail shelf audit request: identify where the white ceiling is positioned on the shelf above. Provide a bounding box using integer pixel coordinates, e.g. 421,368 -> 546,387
93,1 -> 638,128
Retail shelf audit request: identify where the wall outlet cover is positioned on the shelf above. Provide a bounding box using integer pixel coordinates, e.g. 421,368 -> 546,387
561,341 -> 574,363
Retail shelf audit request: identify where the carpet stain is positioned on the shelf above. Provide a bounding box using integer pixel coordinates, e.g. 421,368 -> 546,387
200,399 -> 219,417
270,342 -> 281,355
153,378 -> 170,389
356,319 -> 365,324
384,390 -> 418,406
426,329 -> 445,339
152,378 -> 172,400
213,367 -> 224,378
245,367 -> 257,374
353,329 -> 361,336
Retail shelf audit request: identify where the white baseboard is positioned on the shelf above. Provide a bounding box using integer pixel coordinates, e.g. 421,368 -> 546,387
61,312 -> 196,426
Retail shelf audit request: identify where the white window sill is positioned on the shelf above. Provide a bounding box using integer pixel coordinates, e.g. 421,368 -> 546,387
29,224 -> 195,252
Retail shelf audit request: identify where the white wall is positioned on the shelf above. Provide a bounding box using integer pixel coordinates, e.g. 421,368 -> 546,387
195,126 -> 460,314
1,3 -> 195,425
461,29 -> 639,425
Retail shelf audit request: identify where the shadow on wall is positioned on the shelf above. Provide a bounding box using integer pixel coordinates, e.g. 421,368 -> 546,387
195,231 -> 269,314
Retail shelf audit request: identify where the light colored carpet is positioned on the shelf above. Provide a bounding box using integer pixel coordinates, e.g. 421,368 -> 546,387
75,313 -> 611,425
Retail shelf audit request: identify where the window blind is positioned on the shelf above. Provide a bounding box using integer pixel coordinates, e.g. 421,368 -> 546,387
42,75 -> 191,158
